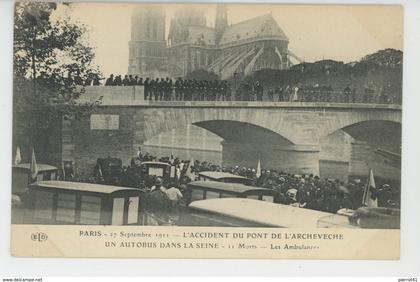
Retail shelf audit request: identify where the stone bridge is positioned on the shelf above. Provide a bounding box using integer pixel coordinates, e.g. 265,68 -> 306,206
63,86 -> 401,178
136,103 -> 401,145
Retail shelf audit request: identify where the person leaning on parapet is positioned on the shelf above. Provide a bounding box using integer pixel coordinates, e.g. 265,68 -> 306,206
292,85 -> 299,102
267,88 -> 274,101
174,77 -> 181,101
275,86 -> 284,102
156,78 -> 163,101
159,78 -> 165,100
150,78 -> 157,100
111,75 -> 118,86
254,81 -> 264,101
153,78 -> 159,100
105,74 -> 114,86
225,81 -> 232,101
343,86 -> 352,103
128,75 -> 136,86
122,75 -> 130,86
144,77 -> 150,100
164,77 -> 171,101
219,80 -> 226,101
92,74 -> 101,86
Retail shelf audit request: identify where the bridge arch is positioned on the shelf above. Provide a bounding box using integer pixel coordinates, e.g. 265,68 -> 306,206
140,119 -> 294,150
138,107 -> 298,146
319,109 -> 402,141
320,120 -> 401,181
340,120 -> 401,144
193,120 -> 294,146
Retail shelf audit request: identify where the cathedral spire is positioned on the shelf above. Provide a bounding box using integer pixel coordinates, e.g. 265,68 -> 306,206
215,4 -> 228,44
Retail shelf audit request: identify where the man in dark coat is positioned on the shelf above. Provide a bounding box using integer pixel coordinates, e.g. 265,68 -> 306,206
144,78 -> 150,100
122,75 -> 130,86
254,81 -> 264,101
151,78 -> 158,100
114,75 -> 122,86
105,74 -> 114,86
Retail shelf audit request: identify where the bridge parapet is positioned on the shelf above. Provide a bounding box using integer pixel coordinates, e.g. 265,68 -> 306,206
78,86 -> 402,110
64,87 -> 403,176
77,86 -> 144,104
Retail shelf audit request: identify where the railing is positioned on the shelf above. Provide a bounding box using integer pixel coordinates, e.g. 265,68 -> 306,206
77,86 -> 402,106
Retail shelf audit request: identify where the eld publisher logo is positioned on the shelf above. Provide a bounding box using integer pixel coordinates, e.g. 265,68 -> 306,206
31,232 -> 48,242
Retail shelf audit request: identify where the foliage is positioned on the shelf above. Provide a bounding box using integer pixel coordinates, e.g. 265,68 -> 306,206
13,2 -> 102,152
247,48 -> 403,94
360,48 -> 403,67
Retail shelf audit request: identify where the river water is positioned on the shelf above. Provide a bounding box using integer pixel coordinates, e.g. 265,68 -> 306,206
142,125 -> 355,180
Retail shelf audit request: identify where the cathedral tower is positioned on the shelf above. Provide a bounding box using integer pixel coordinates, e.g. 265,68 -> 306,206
215,4 -> 228,45
128,6 -> 166,77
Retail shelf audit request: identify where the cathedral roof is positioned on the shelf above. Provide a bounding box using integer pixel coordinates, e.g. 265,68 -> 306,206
187,26 -> 216,46
219,13 -> 288,46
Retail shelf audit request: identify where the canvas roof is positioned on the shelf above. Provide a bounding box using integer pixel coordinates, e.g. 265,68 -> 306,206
32,181 -> 140,194
189,198 -> 334,228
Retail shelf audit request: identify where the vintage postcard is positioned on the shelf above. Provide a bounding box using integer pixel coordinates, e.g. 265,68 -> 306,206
11,2 -> 402,259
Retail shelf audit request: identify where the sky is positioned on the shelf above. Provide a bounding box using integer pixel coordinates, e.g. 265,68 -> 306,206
53,3 -> 403,77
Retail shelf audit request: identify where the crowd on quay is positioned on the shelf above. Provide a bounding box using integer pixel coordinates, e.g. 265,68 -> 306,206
83,151 -> 398,216
74,73 -> 400,104
187,159 -> 399,213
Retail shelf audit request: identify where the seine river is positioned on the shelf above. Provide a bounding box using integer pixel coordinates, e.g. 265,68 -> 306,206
142,125 -> 352,181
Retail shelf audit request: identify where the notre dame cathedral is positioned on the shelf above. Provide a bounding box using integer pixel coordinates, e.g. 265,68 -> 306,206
128,4 -> 290,79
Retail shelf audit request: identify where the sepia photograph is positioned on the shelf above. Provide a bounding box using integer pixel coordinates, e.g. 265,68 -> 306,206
9,1 -> 403,259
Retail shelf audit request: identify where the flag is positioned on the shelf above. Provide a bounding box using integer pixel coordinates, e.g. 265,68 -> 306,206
186,159 -> 195,181
30,149 -> 38,181
137,146 -> 142,159
175,166 -> 181,180
14,146 -> 22,165
362,169 -> 378,207
256,159 -> 261,178
179,162 -> 184,174
169,154 -> 175,165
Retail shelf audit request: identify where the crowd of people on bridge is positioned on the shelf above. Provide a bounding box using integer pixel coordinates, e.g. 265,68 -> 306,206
71,72 -> 401,104
262,82 -> 400,104
102,74 -> 234,101
99,73 -> 401,104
